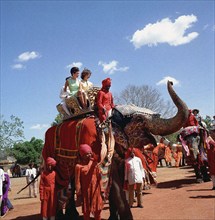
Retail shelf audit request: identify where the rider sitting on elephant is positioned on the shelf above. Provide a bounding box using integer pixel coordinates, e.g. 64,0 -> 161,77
97,78 -> 114,123
184,109 -> 199,127
79,68 -> 93,108
64,67 -> 86,109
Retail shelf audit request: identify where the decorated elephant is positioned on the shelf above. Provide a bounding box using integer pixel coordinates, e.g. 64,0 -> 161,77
42,81 -> 188,219
179,125 -> 211,183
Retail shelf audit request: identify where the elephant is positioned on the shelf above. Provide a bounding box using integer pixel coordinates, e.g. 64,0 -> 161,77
179,126 -> 211,183
42,81 -> 189,219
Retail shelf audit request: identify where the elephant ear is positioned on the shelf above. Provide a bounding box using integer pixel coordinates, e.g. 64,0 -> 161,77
113,123 -> 129,150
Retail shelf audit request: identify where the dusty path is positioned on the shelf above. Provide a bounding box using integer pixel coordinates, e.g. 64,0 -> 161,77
2,166 -> 215,220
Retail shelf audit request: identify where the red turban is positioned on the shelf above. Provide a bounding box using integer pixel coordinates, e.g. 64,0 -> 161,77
79,144 -> 92,157
46,157 -> 57,167
102,78 -> 111,87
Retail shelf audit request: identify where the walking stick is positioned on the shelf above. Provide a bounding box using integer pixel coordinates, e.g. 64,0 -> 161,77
17,171 -> 41,194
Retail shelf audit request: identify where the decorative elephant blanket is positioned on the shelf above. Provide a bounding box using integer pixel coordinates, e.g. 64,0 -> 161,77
42,116 -> 102,188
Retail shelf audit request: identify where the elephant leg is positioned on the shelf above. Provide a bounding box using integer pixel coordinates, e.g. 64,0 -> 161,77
108,161 -> 133,220
200,164 -> 211,182
109,184 -> 119,220
65,178 -> 79,220
193,164 -> 203,183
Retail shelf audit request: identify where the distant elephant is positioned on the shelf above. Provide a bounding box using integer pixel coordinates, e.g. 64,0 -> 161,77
42,81 -> 188,219
179,126 -> 211,183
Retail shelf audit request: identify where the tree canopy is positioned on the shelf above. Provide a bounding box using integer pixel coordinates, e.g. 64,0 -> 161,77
0,115 -> 25,159
12,137 -> 44,165
114,84 -> 176,118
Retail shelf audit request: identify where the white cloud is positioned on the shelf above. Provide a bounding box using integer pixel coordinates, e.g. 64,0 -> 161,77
130,14 -> 199,48
30,124 -> 49,130
156,76 -> 180,86
98,60 -> 129,74
17,51 -> 41,62
66,62 -> 83,69
11,63 -> 26,70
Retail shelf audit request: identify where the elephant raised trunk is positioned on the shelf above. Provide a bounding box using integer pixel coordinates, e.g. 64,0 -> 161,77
139,81 -> 189,136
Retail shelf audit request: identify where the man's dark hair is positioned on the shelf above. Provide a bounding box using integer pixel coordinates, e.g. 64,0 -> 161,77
70,67 -> 79,76
81,68 -> 92,80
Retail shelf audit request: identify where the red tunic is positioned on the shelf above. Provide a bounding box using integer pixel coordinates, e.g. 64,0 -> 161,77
75,159 -> 103,215
97,89 -> 114,122
144,144 -> 158,173
207,137 -> 215,175
184,113 -> 198,127
39,170 -> 57,218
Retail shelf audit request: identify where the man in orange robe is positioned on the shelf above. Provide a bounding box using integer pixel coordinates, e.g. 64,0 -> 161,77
39,157 -> 57,220
165,143 -> 172,167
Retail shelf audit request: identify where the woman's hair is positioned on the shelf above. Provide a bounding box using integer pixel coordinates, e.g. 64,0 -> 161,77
70,67 -> 79,76
81,68 -> 92,80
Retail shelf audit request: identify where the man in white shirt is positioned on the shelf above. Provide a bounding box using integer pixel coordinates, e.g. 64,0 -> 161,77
125,148 -> 145,208
0,167 -> 5,216
25,163 -> 37,198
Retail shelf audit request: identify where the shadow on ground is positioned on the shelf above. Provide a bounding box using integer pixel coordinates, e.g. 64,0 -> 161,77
11,214 -> 107,220
11,214 -> 41,220
190,195 -> 215,199
156,178 -> 196,189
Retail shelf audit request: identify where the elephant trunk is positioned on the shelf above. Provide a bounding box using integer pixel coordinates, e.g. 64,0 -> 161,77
143,81 -> 189,136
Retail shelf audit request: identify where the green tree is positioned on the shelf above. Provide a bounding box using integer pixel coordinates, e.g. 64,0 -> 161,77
0,115 -> 25,159
51,114 -> 63,126
202,115 -> 212,129
12,137 -> 44,165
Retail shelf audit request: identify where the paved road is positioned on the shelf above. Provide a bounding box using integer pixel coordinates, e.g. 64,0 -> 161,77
3,166 -> 215,220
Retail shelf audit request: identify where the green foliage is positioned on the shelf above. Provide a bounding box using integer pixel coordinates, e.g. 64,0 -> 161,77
202,115 -> 212,129
11,137 -> 44,165
51,114 -> 63,126
0,115 -> 25,152
165,132 -> 180,144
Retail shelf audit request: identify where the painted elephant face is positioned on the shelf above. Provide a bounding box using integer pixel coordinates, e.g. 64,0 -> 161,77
124,117 -> 156,148
185,134 -> 200,160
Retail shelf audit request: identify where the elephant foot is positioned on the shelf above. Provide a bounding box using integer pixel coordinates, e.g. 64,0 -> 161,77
65,208 -> 79,220
203,178 -> 211,182
56,210 -> 65,220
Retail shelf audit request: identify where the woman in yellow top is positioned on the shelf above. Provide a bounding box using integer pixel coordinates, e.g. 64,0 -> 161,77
79,69 -> 93,108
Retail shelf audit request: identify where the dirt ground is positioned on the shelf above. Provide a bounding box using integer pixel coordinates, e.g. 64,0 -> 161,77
2,166 -> 215,220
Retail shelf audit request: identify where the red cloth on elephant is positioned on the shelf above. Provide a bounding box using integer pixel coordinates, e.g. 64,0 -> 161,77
42,118 -> 101,189
39,170 -> 57,218
206,136 -> 215,175
97,80 -> 114,122
75,158 -> 103,215
184,110 -> 199,127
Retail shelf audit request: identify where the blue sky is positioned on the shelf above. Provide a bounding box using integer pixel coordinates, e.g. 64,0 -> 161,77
1,0 -> 214,141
